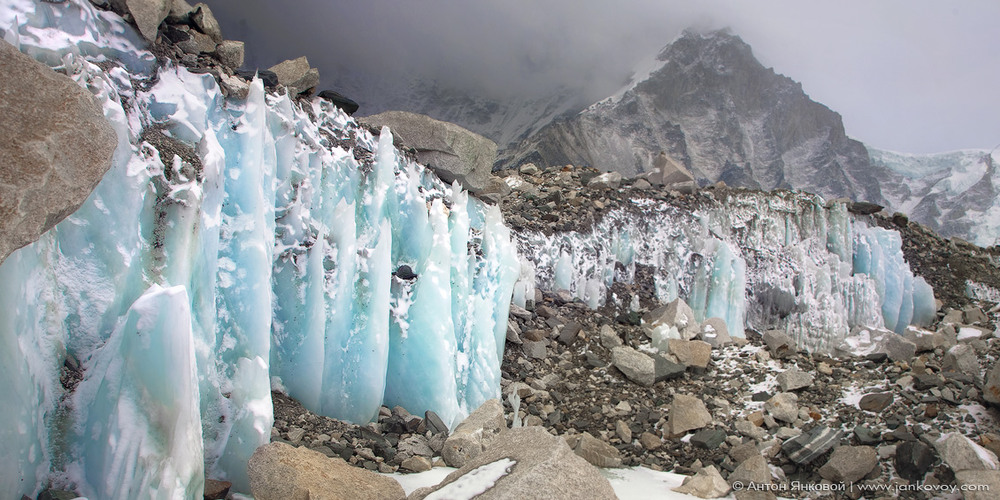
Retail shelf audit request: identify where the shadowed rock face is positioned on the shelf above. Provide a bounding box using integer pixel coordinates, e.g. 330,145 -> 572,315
500,29 -> 887,206
0,40 -> 117,265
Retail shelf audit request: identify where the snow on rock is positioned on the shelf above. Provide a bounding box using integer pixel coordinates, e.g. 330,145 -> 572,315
0,1 -> 518,497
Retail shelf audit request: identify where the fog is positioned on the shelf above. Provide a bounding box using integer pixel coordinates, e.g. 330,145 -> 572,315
208,0 -> 1000,154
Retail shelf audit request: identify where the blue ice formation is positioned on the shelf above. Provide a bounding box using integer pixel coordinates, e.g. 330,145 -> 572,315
514,189 -> 935,351
0,1 -> 518,498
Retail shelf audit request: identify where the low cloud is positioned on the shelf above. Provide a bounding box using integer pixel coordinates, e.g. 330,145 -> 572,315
209,0 -> 1000,153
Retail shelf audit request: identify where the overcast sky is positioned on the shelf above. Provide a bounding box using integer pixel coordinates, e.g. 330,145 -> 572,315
209,0 -> 999,154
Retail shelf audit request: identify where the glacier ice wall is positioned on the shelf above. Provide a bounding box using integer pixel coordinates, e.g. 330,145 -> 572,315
515,189 -> 935,351
0,1 -> 518,498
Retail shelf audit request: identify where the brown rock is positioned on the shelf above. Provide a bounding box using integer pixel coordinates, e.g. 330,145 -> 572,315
410,427 -> 616,500
203,479 -> 231,500
247,442 -> 405,500
0,41 -> 117,265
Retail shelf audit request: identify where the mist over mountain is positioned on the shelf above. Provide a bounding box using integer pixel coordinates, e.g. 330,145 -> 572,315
335,27 -> 999,245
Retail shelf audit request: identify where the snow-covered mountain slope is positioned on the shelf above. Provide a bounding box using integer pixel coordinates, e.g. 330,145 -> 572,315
869,147 -> 1000,245
332,73 -> 588,148
498,28 -> 1000,246
498,29 -> 885,206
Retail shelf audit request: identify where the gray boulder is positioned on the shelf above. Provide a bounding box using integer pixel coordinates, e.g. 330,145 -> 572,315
818,446 -> 878,483
935,432 -> 999,472
985,362 -> 1000,406
111,0 -> 170,42
762,330 -> 795,358
836,327 -> 915,362
611,346 -> 655,387
668,339 -> 712,370
360,111 -> 499,195
667,394 -> 712,435
673,465 -> 730,498
699,317 -> 732,347
0,41 -> 117,265
643,298 -> 700,342
268,56 -> 320,96
191,3 -> 223,42
410,427 -> 617,500
955,470 -> 1000,500
442,398 -> 506,467
213,40 -> 244,69
764,393 -> 799,423
572,432 -> 622,468
943,344 -> 982,381
166,0 -> 195,23
776,368 -> 814,392
247,442 -> 405,500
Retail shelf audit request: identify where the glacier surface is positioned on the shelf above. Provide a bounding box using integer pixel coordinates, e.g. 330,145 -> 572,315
514,189 -> 936,351
0,1 -> 518,498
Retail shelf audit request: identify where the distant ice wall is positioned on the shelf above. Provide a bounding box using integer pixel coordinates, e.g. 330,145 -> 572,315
0,1 -> 518,498
515,190 -> 935,351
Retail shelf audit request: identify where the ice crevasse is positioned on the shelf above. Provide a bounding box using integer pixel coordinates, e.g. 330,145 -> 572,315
0,1 -> 519,498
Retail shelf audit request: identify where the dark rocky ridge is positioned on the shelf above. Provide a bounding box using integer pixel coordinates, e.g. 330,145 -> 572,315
499,29 -> 888,207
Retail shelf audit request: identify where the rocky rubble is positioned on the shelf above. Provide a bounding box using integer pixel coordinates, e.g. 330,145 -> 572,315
88,0 -> 358,111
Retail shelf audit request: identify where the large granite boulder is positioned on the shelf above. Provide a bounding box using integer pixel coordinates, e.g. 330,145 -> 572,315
442,398 -> 506,467
359,111 -> 500,195
109,0 -> 171,41
410,427 -> 617,500
268,56 -> 320,96
247,442 -> 405,500
0,40 -> 117,264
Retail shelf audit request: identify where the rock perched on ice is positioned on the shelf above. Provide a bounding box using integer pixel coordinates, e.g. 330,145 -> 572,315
317,90 -> 360,115
213,40 -> 244,69
442,399 -> 507,467
818,446 -> 877,483
191,2 -> 222,42
109,0 -> 170,41
0,40 -> 117,264
935,432 -> 999,472
648,151 -> 696,190
360,111 -> 500,196
268,56 -> 320,95
247,442 -> 405,500
643,298 -> 700,342
667,394 -> 712,435
672,465 -> 730,498
410,427 -> 616,500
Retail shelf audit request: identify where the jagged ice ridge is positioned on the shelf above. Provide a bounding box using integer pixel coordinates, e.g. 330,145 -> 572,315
0,1 -> 519,498
513,190 -> 936,351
